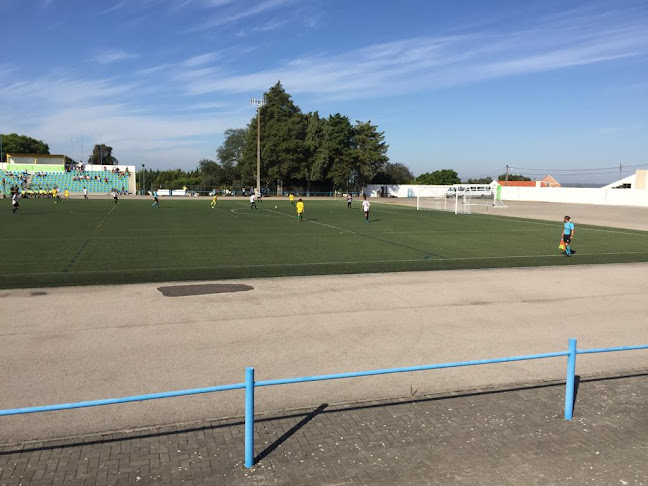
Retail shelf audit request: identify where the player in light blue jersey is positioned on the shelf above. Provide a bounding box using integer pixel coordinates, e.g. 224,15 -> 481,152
561,216 -> 575,257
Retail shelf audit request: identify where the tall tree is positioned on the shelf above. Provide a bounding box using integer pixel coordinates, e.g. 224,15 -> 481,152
241,82 -> 306,188
217,128 -> 247,186
352,120 -> 389,187
152,168 -> 200,188
371,162 -> 414,184
416,169 -> 461,185
302,111 -> 329,192
88,144 -> 118,165
325,114 -> 356,189
198,159 -> 223,187
1,133 -> 49,161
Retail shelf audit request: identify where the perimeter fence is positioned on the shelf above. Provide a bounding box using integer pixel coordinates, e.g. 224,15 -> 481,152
1,338 -> 646,468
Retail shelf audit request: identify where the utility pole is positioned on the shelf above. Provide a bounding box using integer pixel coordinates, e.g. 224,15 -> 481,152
619,163 -> 623,180
505,164 -> 509,182
250,97 -> 266,196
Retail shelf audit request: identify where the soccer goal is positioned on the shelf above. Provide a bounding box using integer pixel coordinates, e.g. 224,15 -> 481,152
416,183 -> 506,214
416,191 -> 471,214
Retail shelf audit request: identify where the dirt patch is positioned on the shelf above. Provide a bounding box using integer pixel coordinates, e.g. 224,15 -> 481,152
157,283 -> 254,297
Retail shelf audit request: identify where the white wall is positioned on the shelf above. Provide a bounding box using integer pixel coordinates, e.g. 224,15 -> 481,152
366,184 -> 448,198
7,155 -> 65,165
500,186 -> 648,207
366,183 -> 648,208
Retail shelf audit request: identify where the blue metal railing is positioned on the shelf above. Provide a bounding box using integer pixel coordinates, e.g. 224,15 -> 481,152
1,338 -> 646,468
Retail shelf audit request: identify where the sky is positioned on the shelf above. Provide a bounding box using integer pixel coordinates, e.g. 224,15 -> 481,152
1,0 -> 647,184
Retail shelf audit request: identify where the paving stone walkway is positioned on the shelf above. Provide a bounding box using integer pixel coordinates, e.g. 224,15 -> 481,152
1,371 -> 646,486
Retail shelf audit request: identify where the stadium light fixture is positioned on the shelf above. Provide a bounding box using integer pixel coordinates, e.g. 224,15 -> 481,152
250,97 -> 266,196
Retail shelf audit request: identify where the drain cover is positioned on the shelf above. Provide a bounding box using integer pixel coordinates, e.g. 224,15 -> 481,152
157,283 -> 254,297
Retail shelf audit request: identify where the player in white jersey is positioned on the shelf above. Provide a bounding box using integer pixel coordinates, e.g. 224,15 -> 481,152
11,190 -> 20,213
361,195 -> 370,222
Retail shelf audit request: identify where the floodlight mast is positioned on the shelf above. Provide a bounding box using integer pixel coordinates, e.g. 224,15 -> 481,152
250,97 -> 266,196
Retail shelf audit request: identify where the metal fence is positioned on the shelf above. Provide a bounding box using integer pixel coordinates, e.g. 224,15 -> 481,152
1,338 -> 646,468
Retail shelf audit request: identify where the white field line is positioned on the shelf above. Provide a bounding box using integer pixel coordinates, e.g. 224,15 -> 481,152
241,202 -> 648,237
96,203 -> 118,230
3,252 -> 648,278
0,229 -> 549,241
229,207 -> 282,216
259,206 -> 359,234
370,208 -> 406,215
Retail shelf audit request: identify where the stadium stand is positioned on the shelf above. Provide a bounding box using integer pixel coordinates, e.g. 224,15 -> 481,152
1,168 -> 131,195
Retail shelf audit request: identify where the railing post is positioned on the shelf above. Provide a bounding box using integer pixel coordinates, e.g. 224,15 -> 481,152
245,367 -> 255,468
564,338 -> 577,420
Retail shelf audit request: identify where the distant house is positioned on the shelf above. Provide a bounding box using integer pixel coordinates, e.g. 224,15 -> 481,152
497,175 -> 560,188
541,175 -> 561,187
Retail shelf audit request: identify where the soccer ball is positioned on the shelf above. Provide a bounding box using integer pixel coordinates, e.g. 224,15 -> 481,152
275,206 -> 278,208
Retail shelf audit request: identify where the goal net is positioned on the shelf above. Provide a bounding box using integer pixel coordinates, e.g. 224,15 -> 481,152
416,192 -> 471,214
416,183 -> 506,214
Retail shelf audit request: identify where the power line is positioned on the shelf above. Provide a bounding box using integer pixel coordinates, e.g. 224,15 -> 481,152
509,163 -> 648,173
470,166 -> 507,179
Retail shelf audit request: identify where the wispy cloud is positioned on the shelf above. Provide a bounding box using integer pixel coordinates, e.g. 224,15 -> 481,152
100,1 -> 126,15
94,49 -> 139,64
202,0 -> 236,6
597,126 -> 639,135
179,7 -> 648,99
184,102 -> 228,110
183,51 -> 222,67
195,0 -> 296,29
235,18 -> 288,37
0,73 -> 246,167
0,77 -> 137,104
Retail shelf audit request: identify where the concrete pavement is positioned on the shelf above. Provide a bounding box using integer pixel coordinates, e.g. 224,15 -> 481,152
1,263 -> 647,444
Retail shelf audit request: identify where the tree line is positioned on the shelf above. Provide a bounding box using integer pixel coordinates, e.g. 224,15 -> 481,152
2,87 -> 532,193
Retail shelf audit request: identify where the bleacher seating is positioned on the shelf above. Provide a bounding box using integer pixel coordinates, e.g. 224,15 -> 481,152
0,169 -> 131,194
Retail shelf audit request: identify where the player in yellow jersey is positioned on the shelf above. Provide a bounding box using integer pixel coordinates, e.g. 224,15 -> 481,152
289,193 -> 295,205
52,187 -> 60,204
64,189 -> 69,200
211,193 -> 218,209
296,198 -> 304,222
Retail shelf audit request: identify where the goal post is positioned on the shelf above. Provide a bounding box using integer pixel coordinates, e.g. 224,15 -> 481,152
416,191 -> 470,214
416,183 -> 506,214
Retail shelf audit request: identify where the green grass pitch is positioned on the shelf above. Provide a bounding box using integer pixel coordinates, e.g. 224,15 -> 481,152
2,197 -> 647,289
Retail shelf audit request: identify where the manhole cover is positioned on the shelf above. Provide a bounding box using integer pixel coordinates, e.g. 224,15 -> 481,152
157,283 -> 254,297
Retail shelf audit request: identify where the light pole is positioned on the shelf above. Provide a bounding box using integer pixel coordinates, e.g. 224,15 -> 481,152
142,164 -> 145,195
250,97 -> 265,196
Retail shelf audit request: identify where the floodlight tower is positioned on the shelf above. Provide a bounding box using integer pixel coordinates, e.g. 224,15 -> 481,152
250,97 -> 266,196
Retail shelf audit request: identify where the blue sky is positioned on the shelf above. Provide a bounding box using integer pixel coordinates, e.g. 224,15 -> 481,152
1,0 -> 647,183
